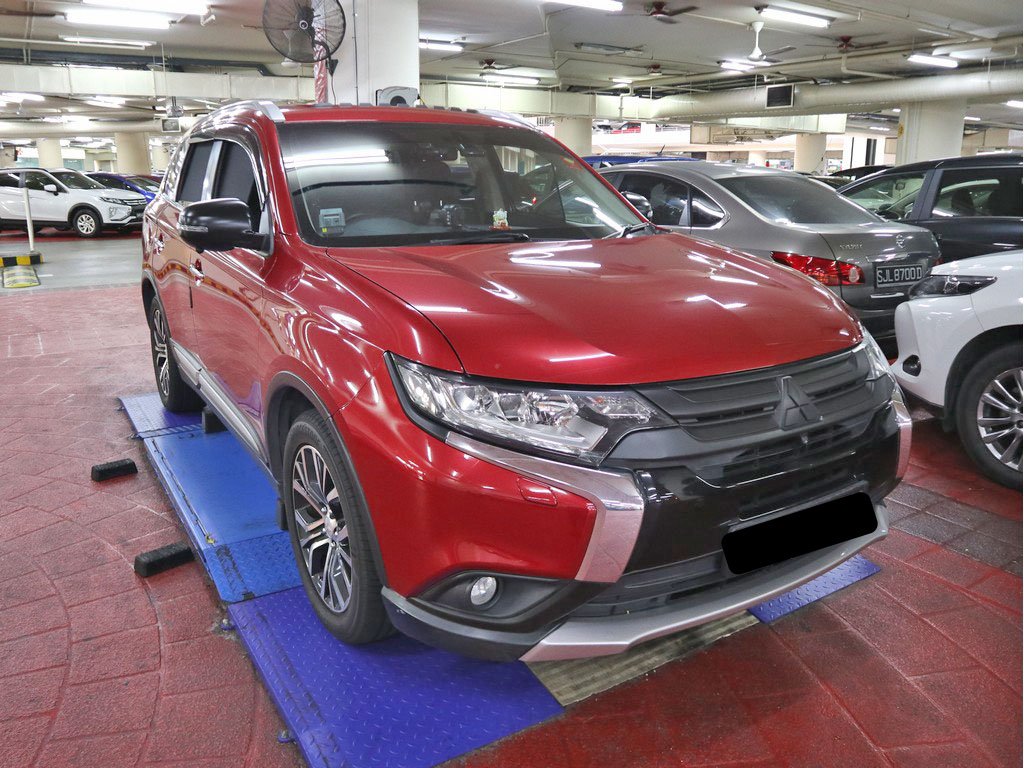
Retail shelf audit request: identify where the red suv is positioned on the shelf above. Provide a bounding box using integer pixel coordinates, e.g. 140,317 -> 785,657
142,101 -> 911,661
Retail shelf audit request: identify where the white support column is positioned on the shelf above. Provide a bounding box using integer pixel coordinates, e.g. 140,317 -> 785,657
35,138 -> 63,168
149,140 -> 171,172
793,132 -> 827,174
895,100 -> 966,164
115,131 -> 150,175
747,149 -> 768,166
330,0 -> 419,105
553,117 -> 593,156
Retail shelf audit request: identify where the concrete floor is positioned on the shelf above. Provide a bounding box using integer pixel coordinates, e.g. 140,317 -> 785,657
0,238 -> 1020,768
0,230 -> 141,294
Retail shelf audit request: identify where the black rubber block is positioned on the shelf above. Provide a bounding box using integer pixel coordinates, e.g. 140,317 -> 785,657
202,408 -> 227,434
90,458 -> 138,482
133,541 -> 195,577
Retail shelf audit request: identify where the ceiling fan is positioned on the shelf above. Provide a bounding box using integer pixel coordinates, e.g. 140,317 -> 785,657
615,2 -> 699,24
806,35 -> 890,53
747,21 -> 795,63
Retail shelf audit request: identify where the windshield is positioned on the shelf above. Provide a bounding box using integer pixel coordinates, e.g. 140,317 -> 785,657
719,173 -> 879,225
278,122 -> 642,247
51,170 -> 105,190
129,176 -> 160,192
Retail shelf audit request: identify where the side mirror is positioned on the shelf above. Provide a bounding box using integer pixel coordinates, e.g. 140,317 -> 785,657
178,198 -> 267,253
622,191 -> 653,220
43,183 -> 59,195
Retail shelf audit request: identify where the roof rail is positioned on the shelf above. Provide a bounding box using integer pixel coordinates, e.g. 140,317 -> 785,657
207,99 -> 286,123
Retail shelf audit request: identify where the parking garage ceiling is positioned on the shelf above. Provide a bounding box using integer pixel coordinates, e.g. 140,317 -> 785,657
0,0 -> 1021,127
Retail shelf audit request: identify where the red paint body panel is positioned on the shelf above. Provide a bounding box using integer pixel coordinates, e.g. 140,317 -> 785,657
328,235 -> 862,385
337,364 -> 597,595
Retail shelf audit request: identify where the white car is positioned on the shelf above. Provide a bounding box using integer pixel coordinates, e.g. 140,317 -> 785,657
893,251 -> 1023,487
0,167 -> 147,237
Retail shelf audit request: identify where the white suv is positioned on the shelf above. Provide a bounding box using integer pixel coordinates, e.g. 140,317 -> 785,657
0,167 -> 148,237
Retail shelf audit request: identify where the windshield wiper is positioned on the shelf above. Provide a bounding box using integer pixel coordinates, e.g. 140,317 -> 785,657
609,222 -> 658,238
427,231 -> 532,246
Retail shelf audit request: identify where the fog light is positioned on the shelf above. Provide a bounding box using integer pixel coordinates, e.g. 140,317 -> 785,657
469,576 -> 498,607
902,355 -> 921,376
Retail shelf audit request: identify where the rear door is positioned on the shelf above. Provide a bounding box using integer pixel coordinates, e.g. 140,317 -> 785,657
190,138 -> 270,433
914,165 -> 1023,261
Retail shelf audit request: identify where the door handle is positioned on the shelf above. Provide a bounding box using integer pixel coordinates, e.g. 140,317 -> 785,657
189,260 -> 204,280
154,234 -> 165,255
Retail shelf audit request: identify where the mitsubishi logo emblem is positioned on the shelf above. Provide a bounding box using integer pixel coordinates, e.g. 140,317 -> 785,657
775,376 -> 822,430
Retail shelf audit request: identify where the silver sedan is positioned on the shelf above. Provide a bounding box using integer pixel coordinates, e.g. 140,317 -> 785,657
601,161 -> 941,340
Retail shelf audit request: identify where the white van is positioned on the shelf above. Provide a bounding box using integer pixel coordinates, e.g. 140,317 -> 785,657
0,167 -> 148,237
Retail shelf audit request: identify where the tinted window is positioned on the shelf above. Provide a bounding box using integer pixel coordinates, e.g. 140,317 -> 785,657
930,167 -> 1022,218
93,175 -> 125,190
214,142 -> 260,226
0,172 -> 19,188
177,141 -> 215,204
51,170 -> 104,190
618,173 -> 690,226
278,122 -> 641,247
690,186 -> 726,228
22,171 -> 52,192
721,174 -> 877,224
128,176 -> 160,192
843,172 -> 927,220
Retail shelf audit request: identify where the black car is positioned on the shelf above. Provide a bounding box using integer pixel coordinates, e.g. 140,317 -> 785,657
839,154 -> 1022,262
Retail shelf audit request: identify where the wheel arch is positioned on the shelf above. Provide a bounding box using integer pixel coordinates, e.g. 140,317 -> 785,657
68,203 -> 103,230
264,371 -> 390,585
943,324 -> 1023,430
141,273 -> 158,319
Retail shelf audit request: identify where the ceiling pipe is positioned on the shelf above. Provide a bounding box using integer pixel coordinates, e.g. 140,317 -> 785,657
0,119 -> 183,138
650,67 -> 1023,120
839,53 -> 898,80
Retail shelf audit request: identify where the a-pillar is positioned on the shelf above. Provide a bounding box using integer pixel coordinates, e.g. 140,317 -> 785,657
895,100 -> 966,164
330,0 -> 419,105
553,117 -> 593,157
35,138 -> 63,168
115,131 -> 150,175
793,133 -> 827,174
747,149 -> 768,166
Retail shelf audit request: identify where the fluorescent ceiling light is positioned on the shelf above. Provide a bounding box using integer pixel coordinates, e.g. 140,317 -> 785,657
482,73 -> 540,85
575,42 -> 642,56
869,126 -> 889,131
758,6 -> 832,28
66,9 -> 173,29
907,53 -> 958,68
964,116 -> 981,121
1006,100 -> 1024,109
60,35 -> 154,49
82,0 -> 208,13
720,60 -> 755,72
84,100 -> 123,109
549,0 -> 623,11
419,40 -> 464,52
891,108 -> 901,113
2,92 -> 44,102
611,77 -> 633,84
91,95 -> 126,105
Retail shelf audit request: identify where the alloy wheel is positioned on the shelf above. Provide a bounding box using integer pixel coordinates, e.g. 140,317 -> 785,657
76,213 -> 97,235
976,367 -> 1023,471
151,306 -> 171,397
291,444 -> 353,613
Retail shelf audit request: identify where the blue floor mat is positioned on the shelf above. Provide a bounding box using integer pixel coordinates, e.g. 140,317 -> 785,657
120,393 -> 201,438
229,588 -> 563,768
140,426 -> 299,602
748,554 -> 880,623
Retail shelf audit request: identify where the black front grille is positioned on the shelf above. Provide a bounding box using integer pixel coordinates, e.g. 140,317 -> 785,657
635,346 -> 873,443
131,203 -> 147,214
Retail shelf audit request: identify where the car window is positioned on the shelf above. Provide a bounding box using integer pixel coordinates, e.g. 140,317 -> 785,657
93,176 -> 124,190
843,172 -> 927,220
51,170 -> 105,190
177,141 -> 216,204
278,122 -> 641,247
21,171 -> 53,192
128,176 -> 160,193
213,141 -> 260,226
721,174 -> 878,225
0,172 -> 19,188
930,167 -> 1022,218
618,173 -> 690,226
690,186 -> 726,228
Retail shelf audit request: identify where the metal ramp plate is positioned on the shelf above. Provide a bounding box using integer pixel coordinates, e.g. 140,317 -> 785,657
228,588 -> 563,768
120,393 -> 202,438
748,553 -> 880,623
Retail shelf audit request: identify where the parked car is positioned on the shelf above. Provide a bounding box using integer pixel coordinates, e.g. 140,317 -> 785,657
0,167 -> 147,237
144,101 -> 910,661
88,171 -> 161,201
893,251 -> 1022,487
832,164 -> 891,180
839,154 -> 1022,262
600,161 -> 940,340
582,154 -> 697,169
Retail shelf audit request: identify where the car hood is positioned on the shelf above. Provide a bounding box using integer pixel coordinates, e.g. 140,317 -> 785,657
327,234 -> 862,385
95,189 -> 146,204
934,249 -> 1023,276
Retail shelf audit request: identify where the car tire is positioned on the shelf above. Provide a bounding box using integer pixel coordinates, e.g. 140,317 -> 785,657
147,298 -> 203,413
71,208 -> 101,238
955,344 -> 1023,489
283,410 -> 392,644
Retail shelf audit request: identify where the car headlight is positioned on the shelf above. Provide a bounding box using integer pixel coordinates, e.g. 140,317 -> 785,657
390,355 -> 672,465
909,274 -> 996,299
859,327 -> 892,380
100,196 -> 128,206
